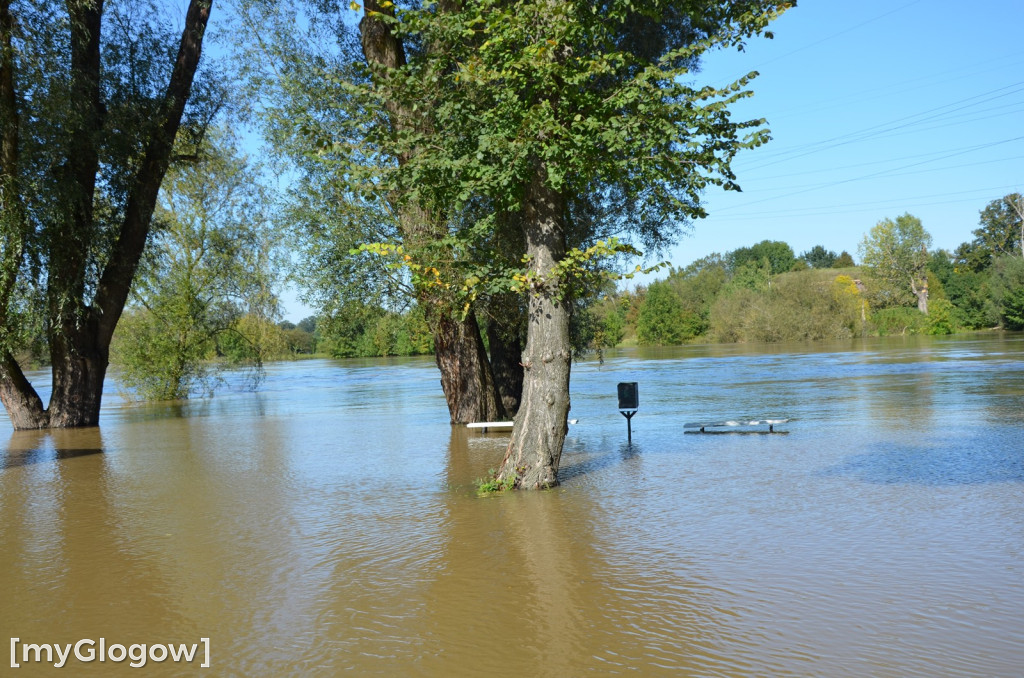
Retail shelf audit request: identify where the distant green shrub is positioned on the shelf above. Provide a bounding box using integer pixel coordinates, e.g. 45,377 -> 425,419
637,281 -> 701,345
1003,286 -> 1024,330
708,287 -> 757,343
800,245 -> 837,269
945,270 -> 990,328
578,293 -> 629,349
926,299 -> 957,335
600,308 -> 626,347
868,307 -> 926,336
318,303 -> 434,358
708,271 -> 863,343
728,240 -> 796,275
988,256 -> 1024,329
834,251 -> 856,267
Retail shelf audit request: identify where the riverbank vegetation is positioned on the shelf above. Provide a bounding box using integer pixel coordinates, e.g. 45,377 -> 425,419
99,190 -> 1022,401
578,196 -> 1024,349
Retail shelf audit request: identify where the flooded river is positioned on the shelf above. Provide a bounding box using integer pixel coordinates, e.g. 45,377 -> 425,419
2,335 -> 1023,676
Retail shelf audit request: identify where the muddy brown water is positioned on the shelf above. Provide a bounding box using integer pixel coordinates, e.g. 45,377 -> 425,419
2,335 -> 1023,676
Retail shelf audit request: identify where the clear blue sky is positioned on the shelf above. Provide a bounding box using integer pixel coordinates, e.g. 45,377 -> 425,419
281,0 -> 1024,318
655,0 -> 1024,274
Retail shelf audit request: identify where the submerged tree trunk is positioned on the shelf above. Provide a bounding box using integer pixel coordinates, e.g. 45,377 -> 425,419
433,311 -> 505,424
1,316 -> 112,430
46,322 -> 109,428
496,166 -> 571,489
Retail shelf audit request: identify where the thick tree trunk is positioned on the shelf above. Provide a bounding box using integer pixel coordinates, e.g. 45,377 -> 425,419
496,167 -> 570,490
1,0 -> 27,333
0,1 -> 45,430
433,311 -> 505,424
46,323 -> 108,428
0,313 -> 108,431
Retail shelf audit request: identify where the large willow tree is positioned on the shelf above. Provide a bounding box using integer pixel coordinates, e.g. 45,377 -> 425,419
0,0 -> 215,429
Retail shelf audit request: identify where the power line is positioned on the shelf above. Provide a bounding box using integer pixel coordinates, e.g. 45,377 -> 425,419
850,153 -> 1024,181
703,184 -> 1022,221
718,137 -> 1024,208
752,99 -> 1024,168
737,133 -> 1024,183
763,53 -> 1024,123
739,81 -> 1024,170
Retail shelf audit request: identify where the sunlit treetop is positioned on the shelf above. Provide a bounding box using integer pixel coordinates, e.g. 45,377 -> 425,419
351,0 -> 791,226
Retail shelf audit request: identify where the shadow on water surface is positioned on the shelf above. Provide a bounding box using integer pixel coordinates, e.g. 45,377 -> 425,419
557,440 -> 643,483
821,433 -> 1024,486
1,428 -> 105,470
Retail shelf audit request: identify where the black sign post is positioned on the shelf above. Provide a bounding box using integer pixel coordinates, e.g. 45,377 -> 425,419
617,382 -> 638,443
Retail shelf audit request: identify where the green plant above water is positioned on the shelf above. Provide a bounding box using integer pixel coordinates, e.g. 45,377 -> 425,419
477,469 -> 519,494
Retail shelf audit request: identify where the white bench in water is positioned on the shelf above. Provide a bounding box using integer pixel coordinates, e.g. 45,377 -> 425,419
683,418 -> 791,433
466,421 -> 515,431
467,419 -> 578,432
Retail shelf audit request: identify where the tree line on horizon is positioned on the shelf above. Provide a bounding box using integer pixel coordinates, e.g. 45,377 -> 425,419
582,195 -> 1024,348
145,189 -> 1021,371
12,192 -> 1021,378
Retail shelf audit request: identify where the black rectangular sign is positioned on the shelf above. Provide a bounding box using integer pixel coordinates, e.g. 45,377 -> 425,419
617,382 -> 638,410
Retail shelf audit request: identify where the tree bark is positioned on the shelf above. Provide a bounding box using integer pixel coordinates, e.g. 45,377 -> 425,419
47,323 -> 108,428
0,0 -> 212,430
433,311 -> 505,424
0,352 -> 47,429
0,1 -> 44,430
496,165 -> 571,489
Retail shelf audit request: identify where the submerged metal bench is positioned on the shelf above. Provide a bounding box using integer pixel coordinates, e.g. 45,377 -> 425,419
683,418 -> 791,433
